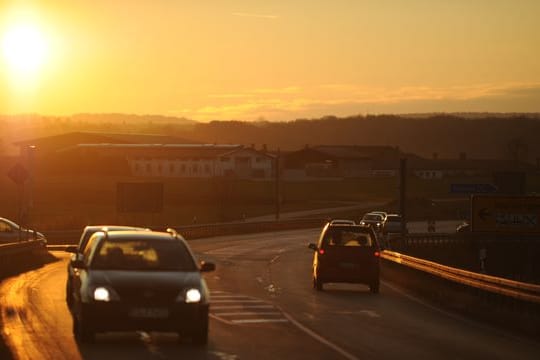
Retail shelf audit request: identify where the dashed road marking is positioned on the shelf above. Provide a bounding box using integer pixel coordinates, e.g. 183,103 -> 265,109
210,291 -> 288,325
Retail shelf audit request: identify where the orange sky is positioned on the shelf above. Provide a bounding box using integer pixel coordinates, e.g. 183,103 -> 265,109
1,0 -> 540,121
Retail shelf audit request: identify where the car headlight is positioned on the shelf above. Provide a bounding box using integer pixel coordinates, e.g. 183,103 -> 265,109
177,288 -> 203,303
94,287 -> 110,302
360,221 -> 365,225
93,286 -> 120,302
185,288 -> 202,303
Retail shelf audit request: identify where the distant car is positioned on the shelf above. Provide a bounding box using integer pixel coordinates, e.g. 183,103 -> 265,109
359,213 -> 385,231
67,229 -> 215,344
382,214 -> 405,234
0,217 -> 47,244
329,219 -> 356,225
308,223 -> 380,293
369,211 -> 388,222
65,225 -> 150,308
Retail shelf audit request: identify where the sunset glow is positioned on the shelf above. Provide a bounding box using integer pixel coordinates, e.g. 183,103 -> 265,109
0,0 -> 539,120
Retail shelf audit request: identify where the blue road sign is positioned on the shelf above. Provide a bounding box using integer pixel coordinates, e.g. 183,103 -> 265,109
450,183 -> 498,194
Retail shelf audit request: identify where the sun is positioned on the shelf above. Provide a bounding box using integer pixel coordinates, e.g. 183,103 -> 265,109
2,23 -> 48,78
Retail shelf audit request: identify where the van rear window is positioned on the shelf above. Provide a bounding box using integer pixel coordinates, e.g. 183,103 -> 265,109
323,230 -> 373,247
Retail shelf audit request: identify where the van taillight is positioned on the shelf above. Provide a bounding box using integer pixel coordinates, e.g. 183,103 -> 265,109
374,251 -> 380,257
318,249 -> 325,255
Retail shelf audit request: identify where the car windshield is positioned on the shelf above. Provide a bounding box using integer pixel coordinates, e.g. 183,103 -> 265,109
323,228 -> 374,247
91,238 -> 197,271
363,214 -> 382,221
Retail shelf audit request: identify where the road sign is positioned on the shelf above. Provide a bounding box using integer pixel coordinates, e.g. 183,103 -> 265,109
450,183 -> 497,194
471,195 -> 540,233
7,163 -> 30,185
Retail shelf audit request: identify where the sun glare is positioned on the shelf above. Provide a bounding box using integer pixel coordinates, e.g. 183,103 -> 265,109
2,24 -> 48,78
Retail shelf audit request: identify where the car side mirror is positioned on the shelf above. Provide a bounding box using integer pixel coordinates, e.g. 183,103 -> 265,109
72,259 -> 86,269
65,246 -> 78,254
308,243 -> 318,251
200,261 -> 215,272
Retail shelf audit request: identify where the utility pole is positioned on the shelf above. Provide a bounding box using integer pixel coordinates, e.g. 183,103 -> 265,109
275,149 -> 281,221
399,158 -> 407,237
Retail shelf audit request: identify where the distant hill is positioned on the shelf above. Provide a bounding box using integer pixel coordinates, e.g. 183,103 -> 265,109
2,113 -> 540,163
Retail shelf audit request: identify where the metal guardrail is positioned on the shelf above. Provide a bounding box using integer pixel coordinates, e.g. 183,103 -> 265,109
381,250 -> 540,304
42,218 -> 327,245
7,219 -> 540,306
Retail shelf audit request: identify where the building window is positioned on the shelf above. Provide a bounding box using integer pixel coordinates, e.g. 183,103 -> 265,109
170,164 -> 174,173
192,165 -> 198,173
205,164 -> 211,173
146,164 -> 151,173
221,157 -> 230,162
181,164 -> 186,173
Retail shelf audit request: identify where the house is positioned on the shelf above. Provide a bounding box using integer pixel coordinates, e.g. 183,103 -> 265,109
282,145 -> 402,179
14,132 -> 275,179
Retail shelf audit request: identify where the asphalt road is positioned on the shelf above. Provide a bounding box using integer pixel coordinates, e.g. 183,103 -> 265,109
1,229 -> 538,359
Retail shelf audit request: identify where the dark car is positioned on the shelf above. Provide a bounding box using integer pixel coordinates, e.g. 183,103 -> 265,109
359,213 -> 385,231
67,229 -> 215,344
65,225 -> 149,308
308,223 -> 380,293
0,217 -> 47,244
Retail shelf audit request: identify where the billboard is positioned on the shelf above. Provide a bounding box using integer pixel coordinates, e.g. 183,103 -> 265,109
117,182 -> 164,213
471,195 -> 540,233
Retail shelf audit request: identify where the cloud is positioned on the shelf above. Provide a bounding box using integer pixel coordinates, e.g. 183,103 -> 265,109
170,82 -> 540,121
232,12 -> 279,20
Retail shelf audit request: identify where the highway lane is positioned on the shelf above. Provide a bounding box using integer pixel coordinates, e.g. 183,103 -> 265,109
1,228 -> 539,359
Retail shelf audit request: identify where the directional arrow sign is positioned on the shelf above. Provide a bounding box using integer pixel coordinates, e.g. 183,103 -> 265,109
450,183 -> 498,194
7,163 -> 29,185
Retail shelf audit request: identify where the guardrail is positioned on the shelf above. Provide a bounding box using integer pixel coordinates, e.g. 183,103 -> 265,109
42,218 -> 327,245
11,220 -> 540,306
381,250 -> 540,304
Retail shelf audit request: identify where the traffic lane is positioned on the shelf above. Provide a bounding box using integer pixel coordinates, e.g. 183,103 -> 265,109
0,251 -> 341,360
269,245 -> 540,360
189,230 -> 540,359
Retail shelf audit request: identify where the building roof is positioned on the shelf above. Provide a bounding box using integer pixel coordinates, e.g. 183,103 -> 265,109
14,131 -> 199,154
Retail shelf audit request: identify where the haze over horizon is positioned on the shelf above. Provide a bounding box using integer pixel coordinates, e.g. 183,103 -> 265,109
1,0 -> 540,121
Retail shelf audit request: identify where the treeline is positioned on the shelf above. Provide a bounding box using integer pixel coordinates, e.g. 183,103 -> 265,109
2,113 -> 540,162
182,114 -> 540,162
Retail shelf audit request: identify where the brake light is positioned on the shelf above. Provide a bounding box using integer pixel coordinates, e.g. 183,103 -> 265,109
374,251 -> 380,257
318,249 -> 325,255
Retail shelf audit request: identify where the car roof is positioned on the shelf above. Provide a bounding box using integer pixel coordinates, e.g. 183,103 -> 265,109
95,230 -> 183,242
329,219 -> 356,225
84,225 -> 149,232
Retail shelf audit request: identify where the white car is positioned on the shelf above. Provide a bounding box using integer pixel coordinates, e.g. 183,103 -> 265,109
0,217 -> 47,243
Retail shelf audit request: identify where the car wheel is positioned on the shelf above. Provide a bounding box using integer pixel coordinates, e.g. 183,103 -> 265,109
369,282 -> 380,294
192,318 -> 209,346
65,284 -> 73,309
73,315 -> 95,343
314,277 -> 323,291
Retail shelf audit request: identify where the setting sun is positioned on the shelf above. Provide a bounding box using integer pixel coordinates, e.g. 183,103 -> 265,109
2,23 -> 48,78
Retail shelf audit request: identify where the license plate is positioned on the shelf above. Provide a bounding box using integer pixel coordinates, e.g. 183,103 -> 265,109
339,262 -> 357,269
129,307 -> 169,319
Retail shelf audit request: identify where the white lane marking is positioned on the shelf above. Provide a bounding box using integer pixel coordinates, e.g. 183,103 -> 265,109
211,291 -> 227,294
212,305 -> 274,310
210,351 -> 239,360
279,308 -> 360,360
231,319 -> 289,324
211,295 -> 255,299
270,255 -> 280,264
333,310 -> 381,318
212,299 -> 265,304
213,312 -> 282,316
